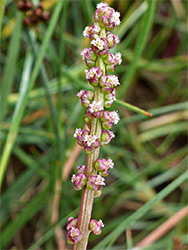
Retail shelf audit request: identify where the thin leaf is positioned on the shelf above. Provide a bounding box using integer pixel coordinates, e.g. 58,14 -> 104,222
1,190 -> 48,248
0,0 -> 64,188
93,171 -> 188,249
116,99 -> 152,117
118,0 -> 156,98
0,12 -> 22,121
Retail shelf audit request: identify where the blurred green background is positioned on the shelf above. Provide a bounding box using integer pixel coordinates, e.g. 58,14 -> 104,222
0,0 -> 187,249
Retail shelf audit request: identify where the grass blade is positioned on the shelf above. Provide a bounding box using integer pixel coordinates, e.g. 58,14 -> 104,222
28,208 -> 79,250
118,0 -> 156,98
93,171 -> 188,249
0,12 -> 22,121
116,99 -> 152,117
0,1 -> 64,188
117,1 -> 147,39
0,51 -> 33,188
1,190 -> 48,248
0,0 -> 5,34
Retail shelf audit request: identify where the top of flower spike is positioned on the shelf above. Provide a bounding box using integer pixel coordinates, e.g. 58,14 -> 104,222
95,2 -> 121,28
97,3 -> 108,9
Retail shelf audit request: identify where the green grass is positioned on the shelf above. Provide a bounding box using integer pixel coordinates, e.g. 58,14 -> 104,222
0,0 -> 187,249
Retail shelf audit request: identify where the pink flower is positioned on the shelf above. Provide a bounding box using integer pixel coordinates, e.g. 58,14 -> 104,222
115,52 -> 122,65
87,174 -> 105,191
89,219 -> 104,235
87,100 -> 104,118
96,3 -> 108,9
77,89 -> 94,107
67,226 -> 83,244
73,128 -> 83,138
74,128 -> 100,154
66,217 -> 78,231
91,36 -> 109,56
80,48 -> 97,67
73,128 -> 100,154
111,11 -> 121,26
73,128 -> 89,147
71,172 -> 87,191
101,110 -> 120,129
101,129 -> 115,146
106,31 -> 119,48
95,158 -> 114,176
85,67 -> 103,87
104,89 -> 116,108
94,3 -> 120,30
83,134 -> 100,154
83,22 -> 100,39
100,75 -> 120,92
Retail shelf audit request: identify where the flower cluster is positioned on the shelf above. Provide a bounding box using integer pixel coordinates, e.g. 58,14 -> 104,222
89,219 -> 104,235
95,158 -> 114,176
73,128 -> 100,154
67,2 -> 121,245
66,216 -> 104,244
66,217 -> 83,244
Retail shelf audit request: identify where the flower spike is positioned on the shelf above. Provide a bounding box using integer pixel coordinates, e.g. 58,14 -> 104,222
68,3 -> 122,248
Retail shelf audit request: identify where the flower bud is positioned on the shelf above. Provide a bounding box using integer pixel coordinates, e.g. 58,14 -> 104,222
41,11 -> 51,21
83,134 -> 100,154
80,48 -> 97,67
100,75 -> 120,93
17,1 -> 26,11
67,226 -> 83,244
87,174 -> 105,191
83,22 -> 100,39
91,36 -> 109,57
103,53 -> 117,72
94,3 -> 116,30
101,111 -> 120,129
87,100 -> 103,119
104,89 -> 116,108
85,67 -> 103,87
25,1 -> 33,10
66,217 -> 78,231
73,128 -> 90,147
106,32 -> 119,48
77,89 -> 94,107
34,6 -> 43,17
94,189 -> 102,197
71,173 -> 87,191
89,219 -> 104,235
115,52 -> 122,65
101,129 -> 115,146
95,158 -> 114,176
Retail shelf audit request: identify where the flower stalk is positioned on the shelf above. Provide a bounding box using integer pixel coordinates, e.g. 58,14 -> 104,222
67,3 -> 122,249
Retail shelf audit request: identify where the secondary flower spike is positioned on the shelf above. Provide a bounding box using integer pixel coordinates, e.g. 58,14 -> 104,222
67,3 -> 122,249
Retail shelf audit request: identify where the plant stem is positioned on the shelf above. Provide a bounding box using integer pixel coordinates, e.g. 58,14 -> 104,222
74,29 -> 106,250
73,93 -> 103,250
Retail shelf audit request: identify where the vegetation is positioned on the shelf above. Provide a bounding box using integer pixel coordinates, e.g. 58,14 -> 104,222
0,0 -> 187,249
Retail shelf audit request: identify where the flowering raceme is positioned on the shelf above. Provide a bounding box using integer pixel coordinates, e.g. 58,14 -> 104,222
67,3 -> 121,249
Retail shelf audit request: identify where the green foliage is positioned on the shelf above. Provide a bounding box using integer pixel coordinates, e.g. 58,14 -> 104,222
0,0 -> 187,249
